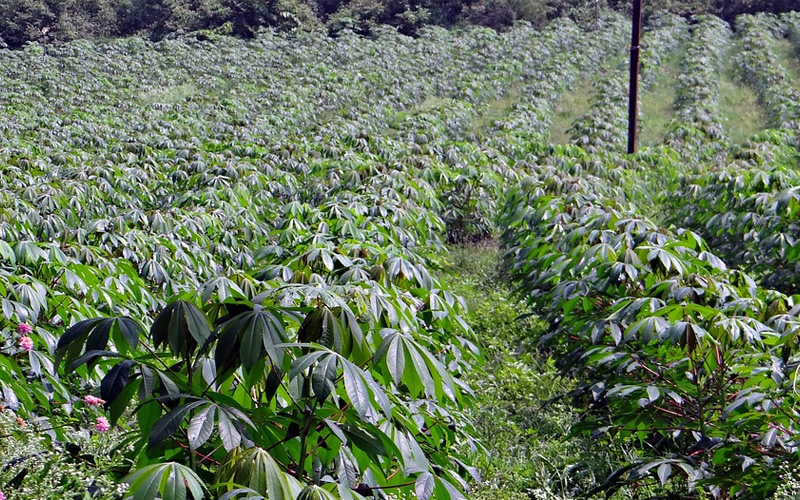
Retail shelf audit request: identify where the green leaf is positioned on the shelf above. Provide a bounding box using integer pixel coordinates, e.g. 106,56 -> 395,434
415,472 -> 435,500
289,351 -> 327,380
311,353 -> 338,404
148,401 -> 204,449
342,360 -> 372,420
160,464 -> 187,500
56,318 -> 105,351
240,315 -> 265,371
216,448 -> 293,500
646,385 -> 660,403
297,484 -> 336,500
657,463 -> 672,487
341,424 -> 387,457
70,350 -> 120,372
151,301 -> 211,357
86,319 -> 113,352
383,333 -> 405,385
762,427 -> 778,448
116,317 -> 146,352
187,405 -> 216,451
216,309 -> 286,372
101,360 -> 135,406
55,318 -> 105,369
218,409 -> 242,451
110,378 -> 142,425
124,462 -> 206,500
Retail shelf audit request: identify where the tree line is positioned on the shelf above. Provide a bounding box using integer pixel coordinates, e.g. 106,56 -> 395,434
0,0 -> 797,49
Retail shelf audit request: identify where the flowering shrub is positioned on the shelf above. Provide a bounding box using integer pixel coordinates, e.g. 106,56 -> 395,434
17,335 -> 33,352
94,416 -> 111,433
84,395 -> 105,406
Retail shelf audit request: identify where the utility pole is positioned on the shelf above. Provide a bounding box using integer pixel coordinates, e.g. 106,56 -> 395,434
627,0 -> 643,154
594,0 -> 601,31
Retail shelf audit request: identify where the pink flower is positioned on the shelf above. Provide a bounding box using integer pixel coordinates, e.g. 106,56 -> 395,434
0,490 -> 6,500
83,395 -> 106,406
18,336 -> 33,352
16,323 -> 32,334
95,416 -> 111,433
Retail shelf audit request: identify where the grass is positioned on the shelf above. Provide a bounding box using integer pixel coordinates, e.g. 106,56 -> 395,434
469,84 -> 523,136
549,78 -> 593,144
440,243 -> 660,500
773,37 -> 800,89
139,83 -> 197,104
387,96 -> 454,131
638,55 -> 680,147
718,63 -> 768,144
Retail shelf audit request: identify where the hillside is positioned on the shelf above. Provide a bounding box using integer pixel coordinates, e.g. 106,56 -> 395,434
0,9 -> 800,500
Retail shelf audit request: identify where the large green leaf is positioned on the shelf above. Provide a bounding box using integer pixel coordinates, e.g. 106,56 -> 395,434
124,462 -> 205,500
148,401 -> 205,449
151,300 -> 212,357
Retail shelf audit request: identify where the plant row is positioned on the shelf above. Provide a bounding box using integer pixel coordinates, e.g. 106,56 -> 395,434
500,156 -> 800,498
663,14 -> 800,293
0,17 -> 647,500
568,12 -> 687,154
664,15 -> 731,157
736,13 -> 800,131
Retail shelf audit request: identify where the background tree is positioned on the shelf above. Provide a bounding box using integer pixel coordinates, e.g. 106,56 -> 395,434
0,0 -> 797,49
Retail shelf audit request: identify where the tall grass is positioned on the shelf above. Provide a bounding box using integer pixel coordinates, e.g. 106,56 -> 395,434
442,244 -> 663,500
719,64 -> 768,144
639,55 -> 680,147
549,78 -> 593,144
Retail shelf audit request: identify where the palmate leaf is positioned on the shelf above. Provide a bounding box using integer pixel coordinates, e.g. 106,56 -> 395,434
215,307 -> 288,372
56,317 -> 145,371
187,405 -> 216,451
375,330 -> 455,401
148,397 -> 255,452
151,300 -> 212,357
0,240 -> 16,265
415,472 -> 435,500
13,280 -> 48,318
199,276 -> 246,303
215,447 -> 295,500
289,350 -> 340,403
298,305 -> 363,358
123,462 -> 205,500
296,485 -> 338,500
218,489 -> 265,500
148,401 -> 206,450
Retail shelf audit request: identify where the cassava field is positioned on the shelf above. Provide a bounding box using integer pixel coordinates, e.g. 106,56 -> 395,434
1,10 -> 800,500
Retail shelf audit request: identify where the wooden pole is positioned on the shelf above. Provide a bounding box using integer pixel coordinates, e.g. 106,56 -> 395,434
627,0 -> 643,154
